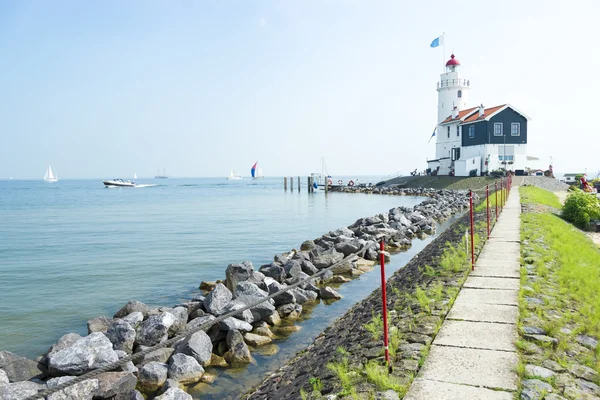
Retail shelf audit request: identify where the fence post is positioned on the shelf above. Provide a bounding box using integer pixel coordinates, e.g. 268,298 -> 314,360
379,239 -> 390,371
470,190 -> 475,271
284,177 -> 287,191
486,184 -> 490,239
500,180 -> 503,212
298,176 -> 301,192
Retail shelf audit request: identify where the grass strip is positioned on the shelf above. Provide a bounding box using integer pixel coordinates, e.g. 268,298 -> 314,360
520,186 -> 562,209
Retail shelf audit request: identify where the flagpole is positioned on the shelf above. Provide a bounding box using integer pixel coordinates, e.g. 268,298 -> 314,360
442,32 -> 446,73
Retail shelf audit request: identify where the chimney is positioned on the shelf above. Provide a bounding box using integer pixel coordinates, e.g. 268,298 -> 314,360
478,104 -> 485,117
452,106 -> 459,119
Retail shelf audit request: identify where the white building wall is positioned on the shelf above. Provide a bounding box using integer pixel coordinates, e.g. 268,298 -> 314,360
455,156 -> 481,177
437,71 -> 470,124
435,122 -> 463,161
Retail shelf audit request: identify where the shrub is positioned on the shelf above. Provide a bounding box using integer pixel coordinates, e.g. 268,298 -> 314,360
562,189 -> 600,229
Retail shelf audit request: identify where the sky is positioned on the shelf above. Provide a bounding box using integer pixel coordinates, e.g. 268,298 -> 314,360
1,0 -> 599,179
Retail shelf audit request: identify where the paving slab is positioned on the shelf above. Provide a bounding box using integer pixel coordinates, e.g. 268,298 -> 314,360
418,345 -> 518,391
464,276 -> 520,290
447,302 -> 518,324
453,288 -> 518,306
433,320 -> 517,351
476,252 -> 520,263
474,242 -> 520,252
475,258 -> 520,268
471,265 -> 520,278
405,379 -> 514,400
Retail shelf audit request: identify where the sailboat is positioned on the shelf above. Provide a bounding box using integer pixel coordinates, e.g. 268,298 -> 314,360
226,168 -> 242,180
44,165 -> 59,182
250,162 -> 265,180
155,167 -> 168,179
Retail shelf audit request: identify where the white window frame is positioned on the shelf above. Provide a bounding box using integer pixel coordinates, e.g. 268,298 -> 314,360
447,126 -> 450,138
456,125 -> 460,137
457,90 -> 462,98
494,123 -> 503,136
511,123 -> 520,136
468,125 -> 475,138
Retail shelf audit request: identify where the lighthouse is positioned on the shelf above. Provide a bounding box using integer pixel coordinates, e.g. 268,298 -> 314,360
427,54 -> 530,177
437,54 -> 470,124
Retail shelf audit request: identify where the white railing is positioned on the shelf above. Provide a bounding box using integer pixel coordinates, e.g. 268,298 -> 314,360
437,79 -> 470,89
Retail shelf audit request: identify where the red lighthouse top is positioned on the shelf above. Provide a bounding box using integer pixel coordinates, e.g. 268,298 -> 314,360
446,54 -> 460,67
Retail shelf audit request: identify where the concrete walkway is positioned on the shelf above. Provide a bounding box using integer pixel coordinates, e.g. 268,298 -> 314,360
405,185 -> 521,400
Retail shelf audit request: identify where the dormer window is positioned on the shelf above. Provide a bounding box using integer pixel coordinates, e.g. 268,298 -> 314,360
457,90 -> 462,98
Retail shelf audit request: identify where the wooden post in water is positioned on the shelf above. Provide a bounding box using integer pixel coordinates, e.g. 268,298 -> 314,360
298,176 -> 301,192
290,177 -> 294,191
308,176 -> 311,193
284,177 -> 287,191
325,176 -> 328,194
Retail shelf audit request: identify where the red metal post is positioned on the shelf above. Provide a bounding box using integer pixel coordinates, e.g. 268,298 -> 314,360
495,181 -> 498,221
486,184 -> 490,239
469,190 -> 475,271
500,180 -> 504,212
379,239 -> 390,368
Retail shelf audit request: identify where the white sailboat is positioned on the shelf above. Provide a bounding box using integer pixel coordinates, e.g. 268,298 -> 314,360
44,165 -> 59,182
226,168 -> 242,180
251,162 -> 265,180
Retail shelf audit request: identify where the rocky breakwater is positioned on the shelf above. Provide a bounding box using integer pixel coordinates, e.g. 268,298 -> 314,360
330,186 -> 446,196
0,190 -> 470,399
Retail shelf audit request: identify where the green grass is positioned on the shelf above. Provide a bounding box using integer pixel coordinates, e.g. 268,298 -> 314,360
520,186 -> 562,209
522,212 -> 600,336
475,190 -> 502,212
364,361 -> 408,394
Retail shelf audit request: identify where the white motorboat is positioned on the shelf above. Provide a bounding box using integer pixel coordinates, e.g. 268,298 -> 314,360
226,168 -> 242,180
103,179 -> 135,187
44,165 -> 59,182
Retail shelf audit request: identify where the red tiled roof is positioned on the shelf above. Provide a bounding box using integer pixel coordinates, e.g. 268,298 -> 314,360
441,107 -> 478,124
462,104 -> 506,123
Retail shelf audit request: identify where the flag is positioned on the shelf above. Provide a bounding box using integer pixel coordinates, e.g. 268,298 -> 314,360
430,35 -> 444,48
428,128 -> 436,143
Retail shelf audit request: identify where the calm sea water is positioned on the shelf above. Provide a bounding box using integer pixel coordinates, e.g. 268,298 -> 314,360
0,177 -> 429,358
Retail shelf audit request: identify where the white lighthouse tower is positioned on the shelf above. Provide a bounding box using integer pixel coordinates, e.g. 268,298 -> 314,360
437,54 -> 470,124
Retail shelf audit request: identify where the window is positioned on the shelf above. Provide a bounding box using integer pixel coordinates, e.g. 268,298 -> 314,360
494,123 -> 503,136
511,123 -> 520,136
498,155 -> 514,161
468,125 -> 475,138
456,126 -> 460,137
447,126 -> 450,138
457,90 -> 462,98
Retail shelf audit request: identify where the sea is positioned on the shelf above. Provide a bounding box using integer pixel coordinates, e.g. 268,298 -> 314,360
0,177 -> 456,398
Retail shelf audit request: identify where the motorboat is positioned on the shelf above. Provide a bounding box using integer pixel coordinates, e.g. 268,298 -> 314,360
103,179 -> 135,187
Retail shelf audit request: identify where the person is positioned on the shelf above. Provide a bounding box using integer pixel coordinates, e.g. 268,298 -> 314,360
580,174 -> 592,192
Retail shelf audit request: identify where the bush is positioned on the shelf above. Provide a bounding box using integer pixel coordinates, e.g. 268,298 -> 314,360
562,189 -> 600,229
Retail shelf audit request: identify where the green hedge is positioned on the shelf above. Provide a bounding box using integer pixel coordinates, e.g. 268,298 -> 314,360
561,189 -> 600,229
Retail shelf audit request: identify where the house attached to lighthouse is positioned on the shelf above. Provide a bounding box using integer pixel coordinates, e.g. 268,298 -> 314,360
427,54 -> 530,176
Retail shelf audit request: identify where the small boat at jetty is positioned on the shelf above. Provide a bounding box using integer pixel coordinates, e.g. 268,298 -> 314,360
251,162 -> 265,179
226,168 -> 242,180
103,179 -> 135,187
44,165 -> 59,182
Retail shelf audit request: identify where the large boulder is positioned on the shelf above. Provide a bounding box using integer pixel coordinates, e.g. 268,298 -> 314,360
224,330 -> 252,365
121,312 -> 144,328
277,303 -> 302,320
135,312 -> 176,347
268,281 -> 296,306
46,333 -> 83,360
283,260 -> 302,278
225,261 -> 254,292
46,376 -> 99,400
47,333 -> 119,376
335,238 -> 365,257
311,248 -> 344,269
114,300 -> 150,318
173,331 -> 213,367
0,369 -> 8,385
87,317 -> 113,334
0,351 -> 45,382
136,348 -> 174,367
167,353 -> 204,384
0,381 -> 40,400
138,362 -> 168,392
300,260 -> 318,276
94,372 -> 137,399
219,300 -> 255,324
106,320 -> 137,354
168,307 -> 189,336
320,286 -> 342,300
290,288 -> 318,304
234,281 -> 269,299
220,317 -> 253,332
300,240 -> 316,251
203,283 -> 232,315
258,263 -> 286,283
155,388 -> 193,400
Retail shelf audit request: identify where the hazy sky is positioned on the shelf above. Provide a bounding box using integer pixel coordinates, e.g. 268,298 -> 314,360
1,0 -> 599,179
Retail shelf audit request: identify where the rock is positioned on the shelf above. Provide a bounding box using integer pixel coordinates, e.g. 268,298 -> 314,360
265,310 -> 282,326
525,364 -> 555,379
189,309 -> 207,320
577,378 -> 600,395
542,359 -> 566,372
276,303 -> 302,320
375,390 -> 400,400
224,331 -> 253,365
199,281 -> 217,291
244,333 -> 272,347
47,333 -> 84,359
138,361 -> 168,392
47,333 -> 119,376
542,395 -> 566,400
290,288 -> 318,304
400,359 -> 419,372
155,388 -> 193,400
268,282 -> 296,306
522,379 -> 553,395
0,381 -> 40,400
136,312 -> 176,347
568,363 -> 599,382
300,240 -> 316,251
225,261 -> 254,292
334,239 -> 364,257
258,263 -> 287,283
169,307 -> 189,336
87,317 -> 113,334
168,353 -> 204,384
282,260 -> 302,279
209,353 -> 228,367
106,320 -> 137,354
298,260 -> 317,276
121,312 -> 144,327
94,372 -> 137,399
523,334 -> 558,348
521,326 -> 546,335
136,348 -> 174,369
46,376 -> 99,400
0,351 -> 45,382
235,295 -> 276,323
173,331 -> 213,367
114,300 -> 150,318
311,248 -> 344,269
131,389 -> 145,400
220,317 -> 253,332
0,369 -> 7,385
320,286 -> 342,300
235,281 -> 269,299
576,335 -> 598,350
331,275 -> 351,283
204,283 -> 233,315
